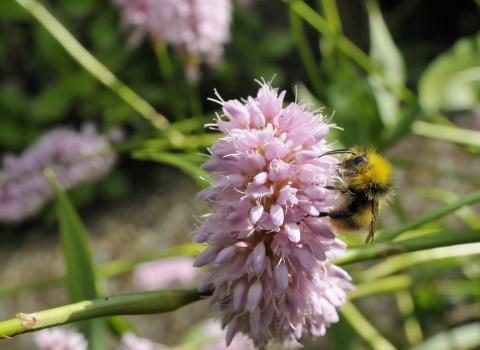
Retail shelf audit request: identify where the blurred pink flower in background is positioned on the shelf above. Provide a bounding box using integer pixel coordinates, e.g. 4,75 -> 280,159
193,80 -> 355,347
114,0 -> 232,81
199,319 -> 255,350
133,256 -> 198,291
33,327 -> 88,350
119,332 -> 168,350
0,124 -> 116,223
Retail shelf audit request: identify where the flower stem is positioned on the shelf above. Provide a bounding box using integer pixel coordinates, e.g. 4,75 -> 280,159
0,289 -> 209,338
14,0 -> 168,130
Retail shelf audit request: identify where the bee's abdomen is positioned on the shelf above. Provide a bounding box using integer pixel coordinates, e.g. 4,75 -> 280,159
327,200 -> 372,230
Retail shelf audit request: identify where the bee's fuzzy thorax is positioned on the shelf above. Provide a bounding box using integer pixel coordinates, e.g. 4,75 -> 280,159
349,149 -> 393,196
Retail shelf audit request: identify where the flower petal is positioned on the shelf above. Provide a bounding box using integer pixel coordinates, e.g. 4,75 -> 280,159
246,281 -> 263,312
270,204 -> 284,227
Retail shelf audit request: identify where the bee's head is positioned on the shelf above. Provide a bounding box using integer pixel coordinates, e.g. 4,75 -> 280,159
343,155 -> 367,169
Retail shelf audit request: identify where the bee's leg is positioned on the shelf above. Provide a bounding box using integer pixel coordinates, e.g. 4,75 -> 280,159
318,212 -> 330,217
324,185 -> 344,191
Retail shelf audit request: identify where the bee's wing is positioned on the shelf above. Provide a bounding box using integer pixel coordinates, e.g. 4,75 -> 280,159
365,200 -> 379,244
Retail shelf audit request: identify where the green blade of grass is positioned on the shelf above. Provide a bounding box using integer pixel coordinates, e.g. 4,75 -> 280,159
341,301 -> 397,350
377,190 -> 480,242
356,242 -> 480,282
412,121 -> 480,148
336,229 -> 480,266
349,275 -> 412,300
45,169 -> 106,349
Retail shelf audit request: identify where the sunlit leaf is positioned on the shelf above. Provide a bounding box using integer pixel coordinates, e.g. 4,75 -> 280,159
419,33 -> 480,115
411,322 -> 480,350
412,121 -> 480,148
366,0 -> 405,127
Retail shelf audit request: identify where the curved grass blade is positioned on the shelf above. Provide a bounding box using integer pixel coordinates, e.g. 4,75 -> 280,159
44,168 -> 106,349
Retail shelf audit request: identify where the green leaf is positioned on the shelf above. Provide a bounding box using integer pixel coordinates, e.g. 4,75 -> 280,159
44,169 -> 107,349
411,322 -> 480,350
411,121 -> 480,148
0,0 -> 29,19
0,120 -> 24,148
258,29 -> 293,58
366,0 -> 405,127
30,81 -> 73,123
379,101 -> 421,150
419,33 -> 480,115
99,170 -> 130,201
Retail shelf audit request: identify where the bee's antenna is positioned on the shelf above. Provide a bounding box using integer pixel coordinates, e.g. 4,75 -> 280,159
318,149 -> 356,158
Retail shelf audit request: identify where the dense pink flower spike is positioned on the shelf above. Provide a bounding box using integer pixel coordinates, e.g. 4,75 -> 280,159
0,124 -> 116,223
33,327 -> 88,350
194,80 -> 355,347
133,256 -> 198,290
114,0 -> 232,81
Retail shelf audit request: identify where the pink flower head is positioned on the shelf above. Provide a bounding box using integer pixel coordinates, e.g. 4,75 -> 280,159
33,327 -> 88,350
114,0 -> 232,81
133,256 -> 198,290
194,80 -> 355,347
0,124 -> 116,223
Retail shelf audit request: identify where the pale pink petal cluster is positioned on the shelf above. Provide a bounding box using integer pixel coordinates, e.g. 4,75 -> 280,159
133,256 -> 198,290
119,332 -> 168,350
115,0 -> 231,74
0,124 -> 116,223
33,327 -> 88,350
194,80 -> 355,347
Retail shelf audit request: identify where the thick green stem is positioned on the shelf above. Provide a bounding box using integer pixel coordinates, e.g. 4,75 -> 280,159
14,0 -> 168,129
0,289 -> 209,338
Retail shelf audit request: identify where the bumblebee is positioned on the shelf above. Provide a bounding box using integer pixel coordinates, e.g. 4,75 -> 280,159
318,146 -> 395,243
